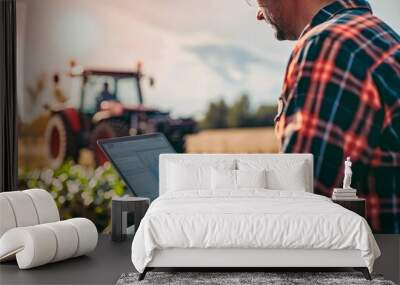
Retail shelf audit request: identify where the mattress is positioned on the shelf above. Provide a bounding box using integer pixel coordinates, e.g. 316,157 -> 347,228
131,190 -> 380,273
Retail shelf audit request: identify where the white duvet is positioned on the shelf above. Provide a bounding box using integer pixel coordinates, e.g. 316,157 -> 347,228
131,190 -> 380,273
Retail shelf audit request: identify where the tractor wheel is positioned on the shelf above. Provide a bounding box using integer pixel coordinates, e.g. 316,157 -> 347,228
90,120 -> 129,166
45,114 -> 79,169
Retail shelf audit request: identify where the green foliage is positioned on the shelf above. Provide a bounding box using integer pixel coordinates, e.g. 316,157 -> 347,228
18,161 -> 127,232
227,94 -> 251,128
200,99 -> 229,129
255,104 -> 277,125
200,94 -> 277,129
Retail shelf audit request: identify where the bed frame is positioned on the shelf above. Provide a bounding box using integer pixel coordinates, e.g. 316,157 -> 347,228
139,154 -> 371,281
140,248 -> 370,280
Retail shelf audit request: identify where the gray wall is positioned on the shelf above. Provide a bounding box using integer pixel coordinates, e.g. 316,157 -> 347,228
374,235 -> 400,284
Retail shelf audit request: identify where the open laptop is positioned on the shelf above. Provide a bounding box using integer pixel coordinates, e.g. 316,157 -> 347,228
97,133 -> 176,201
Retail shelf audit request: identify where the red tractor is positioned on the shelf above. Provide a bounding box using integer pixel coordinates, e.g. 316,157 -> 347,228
45,63 -> 197,168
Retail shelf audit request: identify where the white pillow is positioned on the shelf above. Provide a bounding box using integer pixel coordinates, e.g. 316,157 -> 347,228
237,169 -> 267,189
211,169 -> 236,190
167,163 -> 208,191
266,166 -> 306,191
167,160 -> 235,191
211,169 -> 267,190
238,159 -> 308,191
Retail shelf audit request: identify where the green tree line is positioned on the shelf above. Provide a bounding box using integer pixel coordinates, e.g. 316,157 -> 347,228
200,94 -> 277,129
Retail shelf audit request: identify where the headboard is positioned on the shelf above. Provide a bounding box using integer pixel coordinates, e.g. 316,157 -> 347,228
159,154 -> 314,195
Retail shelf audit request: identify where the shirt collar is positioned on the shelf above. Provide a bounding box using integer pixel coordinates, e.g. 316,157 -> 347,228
300,0 -> 373,38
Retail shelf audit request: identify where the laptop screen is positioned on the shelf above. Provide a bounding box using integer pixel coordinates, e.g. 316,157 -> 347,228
98,133 -> 176,201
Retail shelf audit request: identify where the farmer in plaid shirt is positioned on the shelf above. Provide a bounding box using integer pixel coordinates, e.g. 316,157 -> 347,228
250,0 -> 400,233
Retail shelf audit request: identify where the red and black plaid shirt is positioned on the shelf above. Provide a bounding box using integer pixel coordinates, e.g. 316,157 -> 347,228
275,0 -> 400,233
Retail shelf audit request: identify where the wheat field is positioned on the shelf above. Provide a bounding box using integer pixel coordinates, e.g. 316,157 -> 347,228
19,121 -> 280,169
186,127 -> 279,154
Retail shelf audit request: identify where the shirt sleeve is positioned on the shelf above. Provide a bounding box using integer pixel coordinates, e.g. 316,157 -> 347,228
278,35 -> 382,195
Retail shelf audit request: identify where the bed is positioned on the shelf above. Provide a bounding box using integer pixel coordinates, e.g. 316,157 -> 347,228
131,154 -> 380,280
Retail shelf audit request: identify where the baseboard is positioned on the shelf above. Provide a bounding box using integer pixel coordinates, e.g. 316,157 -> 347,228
373,234 -> 400,284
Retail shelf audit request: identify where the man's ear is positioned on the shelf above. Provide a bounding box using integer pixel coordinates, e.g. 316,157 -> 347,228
257,9 -> 265,20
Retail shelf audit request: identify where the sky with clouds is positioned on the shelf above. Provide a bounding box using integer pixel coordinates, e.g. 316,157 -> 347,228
18,0 -> 400,121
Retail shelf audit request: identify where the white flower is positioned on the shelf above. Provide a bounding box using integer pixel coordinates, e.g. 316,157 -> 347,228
67,181 -> 80,194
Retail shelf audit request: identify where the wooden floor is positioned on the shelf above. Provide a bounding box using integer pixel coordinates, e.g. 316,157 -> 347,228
0,235 -> 133,285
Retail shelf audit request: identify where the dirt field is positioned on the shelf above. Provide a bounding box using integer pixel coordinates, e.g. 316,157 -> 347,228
186,127 -> 279,154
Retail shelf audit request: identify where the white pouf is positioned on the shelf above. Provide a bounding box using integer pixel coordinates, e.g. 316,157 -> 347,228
0,195 -> 17,237
24,188 -> 60,224
0,189 -> 98,269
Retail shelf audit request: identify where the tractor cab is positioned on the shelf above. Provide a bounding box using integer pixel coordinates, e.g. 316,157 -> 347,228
77,69 -> 148,115
45,63 -> 197,168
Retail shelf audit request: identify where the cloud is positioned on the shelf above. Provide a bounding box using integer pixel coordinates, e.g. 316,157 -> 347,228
186,43 -> 281,83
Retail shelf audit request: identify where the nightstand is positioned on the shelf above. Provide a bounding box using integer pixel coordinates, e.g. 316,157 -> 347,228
111,196 -> 150,242
332,198 -> 366,218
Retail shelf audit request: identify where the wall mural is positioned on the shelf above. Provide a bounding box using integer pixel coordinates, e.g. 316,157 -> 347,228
16,0 -> 400,233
